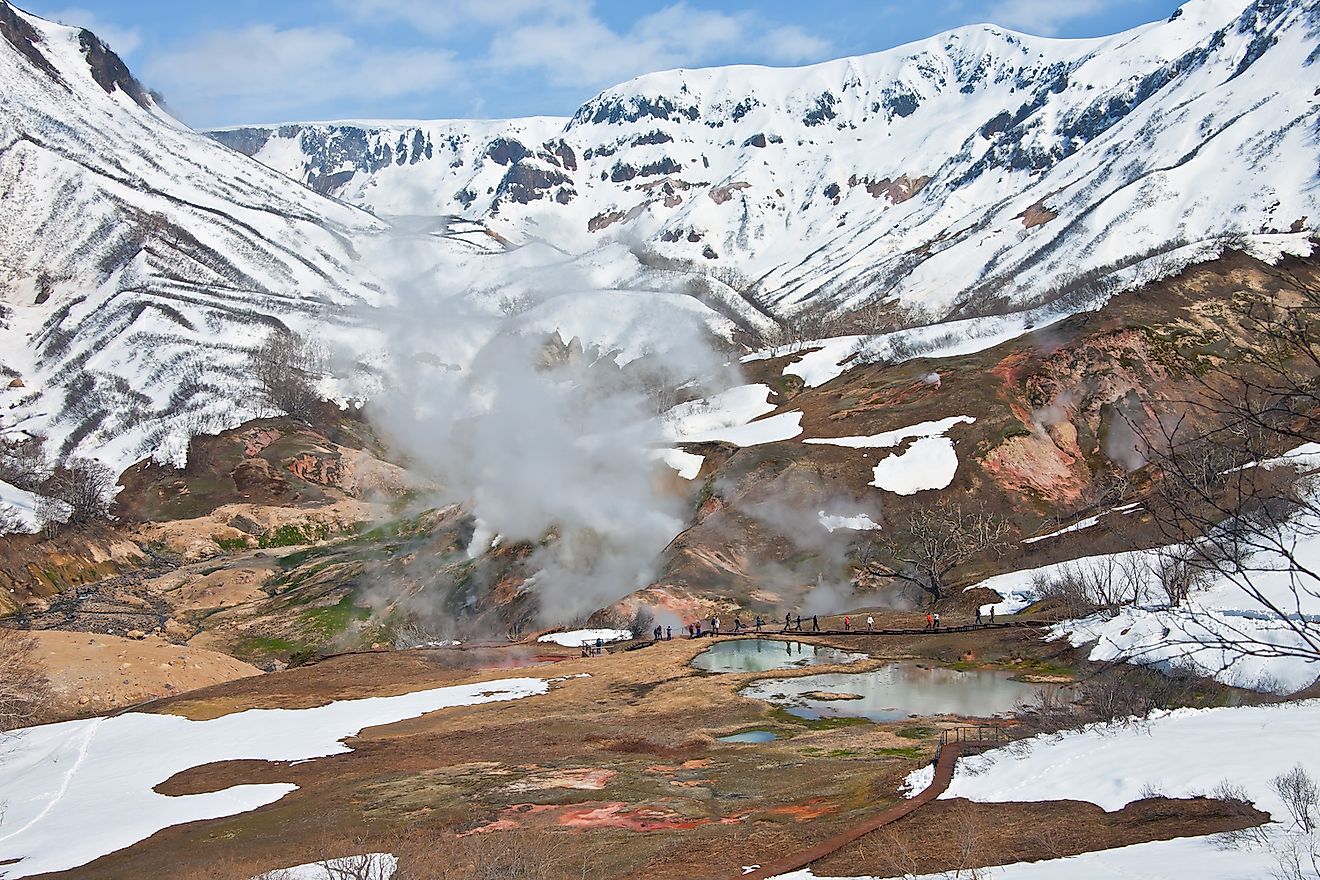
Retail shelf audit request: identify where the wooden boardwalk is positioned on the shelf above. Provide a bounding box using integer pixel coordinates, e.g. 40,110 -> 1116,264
721,619 -> 1053,639
738,741 -> 968,880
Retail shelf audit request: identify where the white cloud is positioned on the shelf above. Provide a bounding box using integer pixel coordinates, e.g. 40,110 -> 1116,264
982,0 -> 1115,35
47,7 -> 142,56
759,25 -> 835,64
489,2 -> 835,89
141,25 -> 457,126
334,0 -> 581,34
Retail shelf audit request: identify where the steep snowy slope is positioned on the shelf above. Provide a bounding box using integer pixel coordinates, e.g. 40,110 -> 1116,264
209,118 -> 570,218
0,1 -> 401,467
214,0 -> 1320,318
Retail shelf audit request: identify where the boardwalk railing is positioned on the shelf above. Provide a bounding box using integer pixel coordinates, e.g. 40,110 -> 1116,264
938,725 -> 1011,753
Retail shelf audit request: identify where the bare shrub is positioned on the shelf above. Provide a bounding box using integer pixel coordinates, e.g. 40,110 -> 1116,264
392,621 -> 455,650
1152,548 -> 1209,608
1214,779 -> 1272,848
1273,765 -> 1320,833
1272,831 -> 1320,880
0,628 -> 52,731
391,828 -> 595,880
317,853 -> 396,880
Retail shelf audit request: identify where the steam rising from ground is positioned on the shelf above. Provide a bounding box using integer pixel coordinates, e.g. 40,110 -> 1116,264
358,227 -> 736,623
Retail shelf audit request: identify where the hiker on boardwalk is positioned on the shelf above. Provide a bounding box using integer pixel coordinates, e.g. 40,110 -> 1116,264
795,614 -> 802,631
711,616 -> 720,635
932,612 -> 941,630
866,615 -> 874,631
925,612 -> 933,630
975,607 -> 983,625
843,615 -> 851,631
812,615 -> 820,632
654,625 -> 663,641
695,621 -> 703,637
735,617 -> 745,632
666,626 -> 672,640
755,615 -> 763,632
784,612 -> 792,632
989,606 -> 996,623
595,637 -> 604,654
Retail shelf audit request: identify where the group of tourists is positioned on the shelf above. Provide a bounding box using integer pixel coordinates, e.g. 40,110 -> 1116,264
682,615 -> 762,638
666,605 -> 1000,640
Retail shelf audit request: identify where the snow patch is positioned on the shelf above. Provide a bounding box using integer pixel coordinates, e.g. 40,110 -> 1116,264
817,511 -> 881,533
536,628 -> 632,647
0,679 -> 550,878
869,437 -> 961,495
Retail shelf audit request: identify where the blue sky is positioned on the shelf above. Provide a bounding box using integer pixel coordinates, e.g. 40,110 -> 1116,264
26,0 -> 1184,128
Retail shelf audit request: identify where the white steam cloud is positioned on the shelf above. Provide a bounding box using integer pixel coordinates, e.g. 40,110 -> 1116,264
354,227 -> 738,624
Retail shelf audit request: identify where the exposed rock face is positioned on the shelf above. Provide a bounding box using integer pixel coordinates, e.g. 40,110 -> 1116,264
1020,200 -> 1059,228
285,451 -> 344,487
492,162 -> 574,207
76,28 -> 151,109
708,182 -> 750,205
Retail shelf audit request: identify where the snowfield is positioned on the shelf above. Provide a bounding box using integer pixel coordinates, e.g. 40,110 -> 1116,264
772,700 -> 1320,880
662,384 -> 804,447
0,678 -> 550,878
967,503 -> 1320,694
536,629 -> 632,647
804,416 -> 976,450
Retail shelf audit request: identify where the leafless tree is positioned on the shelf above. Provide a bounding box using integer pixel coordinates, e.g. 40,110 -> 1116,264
46,457 -> 115,524
0,432 -> 48,493
0,628 -> 52,732
249,329 -> 326,420
1119,259 -> 1320,676
873,500 -> 1010,604
1268,765 -> 1320,880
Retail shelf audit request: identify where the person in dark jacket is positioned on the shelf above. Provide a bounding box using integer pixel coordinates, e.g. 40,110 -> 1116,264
812,615 -> 820,632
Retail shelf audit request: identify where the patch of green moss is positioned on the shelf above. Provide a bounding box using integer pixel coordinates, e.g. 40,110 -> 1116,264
873,746 -> 926,759
234,635 -> 304,658
299,595 -> 370,639
259,522 -> 332,548
212,535 -> 250,551
896,724 -> 935,740
768,706 -> 870,731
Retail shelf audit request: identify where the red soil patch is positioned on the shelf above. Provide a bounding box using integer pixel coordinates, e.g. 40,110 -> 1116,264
465,801 -> 741,834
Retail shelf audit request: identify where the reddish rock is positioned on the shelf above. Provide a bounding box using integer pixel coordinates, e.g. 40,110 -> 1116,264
285,451 -> 343,487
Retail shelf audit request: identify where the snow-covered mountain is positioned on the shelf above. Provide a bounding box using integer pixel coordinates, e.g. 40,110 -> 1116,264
0,2 -> 405,468
2,0 -> 1318,484
213,0 -> 1320,317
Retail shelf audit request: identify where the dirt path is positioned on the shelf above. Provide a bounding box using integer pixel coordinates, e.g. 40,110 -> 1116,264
739,742 -> 966,880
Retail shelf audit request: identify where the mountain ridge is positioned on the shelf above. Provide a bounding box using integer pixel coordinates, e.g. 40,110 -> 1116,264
209,0 -> 1318,320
